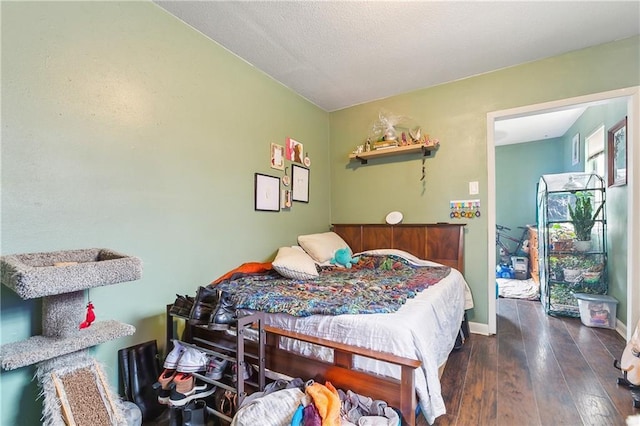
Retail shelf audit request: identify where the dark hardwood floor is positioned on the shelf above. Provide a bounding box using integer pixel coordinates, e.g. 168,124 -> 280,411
419,298 -> 637,426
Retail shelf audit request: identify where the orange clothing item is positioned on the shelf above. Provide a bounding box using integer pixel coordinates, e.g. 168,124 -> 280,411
210,262 -> 272,285
305,382 -> 341,426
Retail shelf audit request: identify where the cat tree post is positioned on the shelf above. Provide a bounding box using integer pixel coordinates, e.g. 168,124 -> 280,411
42,291 -> 85,338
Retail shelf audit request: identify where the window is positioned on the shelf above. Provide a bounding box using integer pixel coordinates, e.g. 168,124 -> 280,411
585,125 -> 605,177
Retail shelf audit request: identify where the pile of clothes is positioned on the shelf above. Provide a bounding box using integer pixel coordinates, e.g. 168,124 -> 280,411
232,378 -> 400,426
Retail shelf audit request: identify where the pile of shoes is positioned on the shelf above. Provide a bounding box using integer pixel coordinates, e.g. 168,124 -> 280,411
154,340 -> 257,424
170,286 -> 238,331
154,341 -> 220,408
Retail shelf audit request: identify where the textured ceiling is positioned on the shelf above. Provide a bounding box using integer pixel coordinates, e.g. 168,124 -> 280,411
154,1 -> 639,112
153,1 -> 638,145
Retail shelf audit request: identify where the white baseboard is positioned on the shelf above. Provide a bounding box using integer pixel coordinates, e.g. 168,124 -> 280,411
616,318 -> 627,339
469,321 -> 490,336
469,320 -> 626,339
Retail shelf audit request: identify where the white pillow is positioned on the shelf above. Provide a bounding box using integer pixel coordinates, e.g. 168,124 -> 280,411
272,247 -> 319,280
297,231 -> 351,263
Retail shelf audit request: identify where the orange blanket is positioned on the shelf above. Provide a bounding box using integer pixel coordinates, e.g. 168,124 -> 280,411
211,262 -> 272,285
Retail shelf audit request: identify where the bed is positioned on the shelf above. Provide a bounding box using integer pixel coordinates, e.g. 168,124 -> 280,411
187,223 -> 472,425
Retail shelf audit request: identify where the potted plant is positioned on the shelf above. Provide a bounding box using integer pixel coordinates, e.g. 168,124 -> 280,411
568,191 -> 603,251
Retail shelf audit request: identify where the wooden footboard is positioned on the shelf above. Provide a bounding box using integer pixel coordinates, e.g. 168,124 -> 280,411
263,325 -> 421,425
188,323 -> 421,425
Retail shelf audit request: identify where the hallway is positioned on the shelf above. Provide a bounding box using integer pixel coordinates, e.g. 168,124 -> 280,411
430,298 -> 634,425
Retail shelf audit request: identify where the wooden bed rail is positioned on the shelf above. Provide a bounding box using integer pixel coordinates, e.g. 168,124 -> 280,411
263,325 -> 421,425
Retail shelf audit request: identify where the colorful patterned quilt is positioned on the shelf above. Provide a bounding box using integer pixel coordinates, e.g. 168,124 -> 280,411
214,255 -> 451,316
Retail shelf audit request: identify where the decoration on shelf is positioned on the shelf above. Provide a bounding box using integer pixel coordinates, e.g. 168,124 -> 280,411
270,143 -> 285,170
350,109 -> 440,165
79,301 -> 96,329
449,199 -> 481,219
286,137 -> 303,164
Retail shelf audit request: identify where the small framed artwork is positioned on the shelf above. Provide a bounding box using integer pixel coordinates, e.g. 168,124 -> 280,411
254,173 -> 280,212
571,133 -> 580,165
286,137 -> 304,164
281,189 -> 292,209
291,164 -> 309,203
608,116 -> 627,187
270,143 -> 285,170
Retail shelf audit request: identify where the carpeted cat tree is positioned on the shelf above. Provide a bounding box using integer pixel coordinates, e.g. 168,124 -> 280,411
0,248 -> 142,425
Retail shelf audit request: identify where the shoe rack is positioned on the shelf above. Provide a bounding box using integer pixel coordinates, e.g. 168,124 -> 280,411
166,306 -> 266,423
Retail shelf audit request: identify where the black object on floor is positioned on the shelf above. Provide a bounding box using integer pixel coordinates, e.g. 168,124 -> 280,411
118,340 -> 167,422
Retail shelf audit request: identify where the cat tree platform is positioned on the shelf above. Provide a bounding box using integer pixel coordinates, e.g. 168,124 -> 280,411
0,320 -> 135,371
1,248 -> 142,300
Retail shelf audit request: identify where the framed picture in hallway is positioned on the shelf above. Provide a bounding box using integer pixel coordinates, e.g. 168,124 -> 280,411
571,133 -> 580,165
608,117 -> 627,187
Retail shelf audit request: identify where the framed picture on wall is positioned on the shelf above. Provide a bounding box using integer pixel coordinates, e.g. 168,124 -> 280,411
254,173 -> 280,212
291,164 -> 309,203
608,116 -> 627,187
571,133 -> 580,165
270,143 -> 285,170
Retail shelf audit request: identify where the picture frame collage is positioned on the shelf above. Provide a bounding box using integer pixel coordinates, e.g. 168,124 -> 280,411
255,137 -> 310,211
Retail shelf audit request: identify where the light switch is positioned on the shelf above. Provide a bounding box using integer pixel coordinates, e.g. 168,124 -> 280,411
469,181 -> 479,195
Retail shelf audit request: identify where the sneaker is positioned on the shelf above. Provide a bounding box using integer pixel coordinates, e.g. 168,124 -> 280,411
153,368 -> 177,404
205,356 -> 229,381
163,340 -> 186,369
232,362 -> 252,383
177,347 -> 209,373
169,379 -> 216,407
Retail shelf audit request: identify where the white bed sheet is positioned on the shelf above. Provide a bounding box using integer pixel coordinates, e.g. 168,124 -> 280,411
258,249 -> 473,424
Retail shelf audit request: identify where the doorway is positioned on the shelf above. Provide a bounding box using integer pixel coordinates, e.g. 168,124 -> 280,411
487,87 -> 640,339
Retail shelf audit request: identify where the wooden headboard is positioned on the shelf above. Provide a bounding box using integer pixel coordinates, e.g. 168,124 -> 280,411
332,223 -> 466,274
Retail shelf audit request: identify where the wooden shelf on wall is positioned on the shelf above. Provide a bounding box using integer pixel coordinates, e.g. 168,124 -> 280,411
348,143 -> 438,164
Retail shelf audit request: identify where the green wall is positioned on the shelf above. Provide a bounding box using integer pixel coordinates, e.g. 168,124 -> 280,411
1,2 -> 328,424
496,138 -> 566,236
329,36 -> 640,327
2,1 -> 639,424
561,101 -> 629,322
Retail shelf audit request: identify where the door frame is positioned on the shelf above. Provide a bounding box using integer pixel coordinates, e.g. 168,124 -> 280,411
486,87 -> 640,339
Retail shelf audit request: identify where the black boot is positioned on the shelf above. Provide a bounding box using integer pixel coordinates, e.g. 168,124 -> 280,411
182,399 -> 208,426
189,286 -> 218,325
128,341 -> 166,422
208,291 -> 236,330
169,294 -> 195,317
